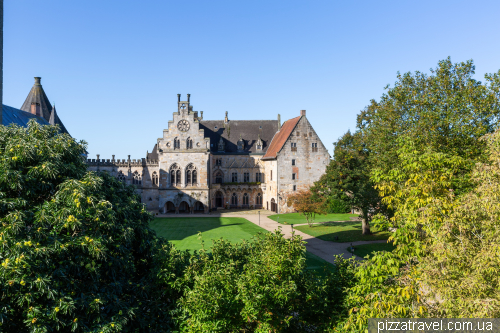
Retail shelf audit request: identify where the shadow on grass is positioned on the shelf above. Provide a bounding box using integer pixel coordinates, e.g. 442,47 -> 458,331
296,222 -> 390,243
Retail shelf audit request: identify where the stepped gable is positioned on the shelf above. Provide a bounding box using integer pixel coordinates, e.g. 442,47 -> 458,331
2,104 -> 50,127
146,144 -> 159,160
262,116 -> 301,160
200,119 -> 279,154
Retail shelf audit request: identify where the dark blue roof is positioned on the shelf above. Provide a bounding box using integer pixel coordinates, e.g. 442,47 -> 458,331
2,104 -> 50,127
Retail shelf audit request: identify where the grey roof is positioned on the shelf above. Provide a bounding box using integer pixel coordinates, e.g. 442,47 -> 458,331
200,120 -> 279,154
2,104 -> 50,127
146,144 -> 159,160
20,77 -> 68,134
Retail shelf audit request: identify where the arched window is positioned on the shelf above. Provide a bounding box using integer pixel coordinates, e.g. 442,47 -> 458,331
186,137 -> 193,149
185,164 -> 197,186
243,193 -> 249,205
256,193 -> 262,205
152,171 -> 158,186
170,164 -> 181,185
231,193 -> 238,205
174,137 -> 180,149
117,171 -> 126,183
214,170 -> 223,184
132,171 -> 142,185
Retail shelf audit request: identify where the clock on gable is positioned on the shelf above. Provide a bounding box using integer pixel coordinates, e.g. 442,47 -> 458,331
177,120 -> 190,132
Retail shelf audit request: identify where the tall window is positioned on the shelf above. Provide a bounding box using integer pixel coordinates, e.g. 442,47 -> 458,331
232,172 -> 238,182
255,172 -> 262,182
292,159 -> 296,166
293,185 -> 297,191
244,172 -> 249,182
170,164 -> 181,185
256,193 -> 263,205
186,164 -> 197,186
133,171 -> 142,185
174,137 -> 180,149
231,193 -> 238,205
215,170 -> 223,184
291,142 -> 297,151
152,171 -> 158,186
186,137 -> 193,149
243,193 -> 249,205
292,173 -> 296,180
117,171 -> 126,183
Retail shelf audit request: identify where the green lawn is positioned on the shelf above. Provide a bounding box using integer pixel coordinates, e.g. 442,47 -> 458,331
295,221 -> 391,243
150,217 -> 265,252
150,217 -> 334,274
347,241 -> 396,259
268,212 -> 357,225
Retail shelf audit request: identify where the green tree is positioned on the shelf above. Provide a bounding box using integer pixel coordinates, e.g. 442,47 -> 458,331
0,121 -> 180,332
313,131 -> 382,234
173,231 -> 357,332
357,57 -> 500,193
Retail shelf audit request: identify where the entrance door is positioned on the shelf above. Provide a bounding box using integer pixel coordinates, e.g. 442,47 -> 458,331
215,191 -> 223,208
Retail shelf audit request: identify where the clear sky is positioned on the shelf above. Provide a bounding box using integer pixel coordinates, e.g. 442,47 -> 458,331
3,0 -> 500,159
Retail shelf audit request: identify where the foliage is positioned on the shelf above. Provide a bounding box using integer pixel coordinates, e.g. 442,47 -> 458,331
294,222 -> 390,243
357,57 -> 500,194
313,131 -> 383,234
370,213 -> 392,232
324,197 -> 351,214
0,121 -> 179,332
288,190 -> 326,227
339,133 -> 500,331
171,231 -> 357,332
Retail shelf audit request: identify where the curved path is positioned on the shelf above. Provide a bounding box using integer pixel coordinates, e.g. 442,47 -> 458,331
156,211 -> 387,264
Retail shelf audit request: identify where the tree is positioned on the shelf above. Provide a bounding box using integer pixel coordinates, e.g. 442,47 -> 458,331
173,230 -> 357,332
0,121 -> 180,332
312,131 -> 383,234
288,190 -> 326,227
357,57 -> 500,193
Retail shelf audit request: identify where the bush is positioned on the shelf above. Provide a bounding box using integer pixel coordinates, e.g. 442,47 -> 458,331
325,198 -> 351,214
172,231 -> 356,332
0,121 -> 178,332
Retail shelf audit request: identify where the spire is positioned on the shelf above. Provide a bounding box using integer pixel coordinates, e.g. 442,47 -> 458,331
49,104 -> 56,125
20,77 -> 53,122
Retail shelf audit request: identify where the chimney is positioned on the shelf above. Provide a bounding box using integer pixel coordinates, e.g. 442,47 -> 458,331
34,77 -> 41,85
224,111 -> 228,123
177,94 -> 181,102
200,111 -> 203,120
300,110 -> 306,116
187,94 -> 190,103
278,114 -> 281,130
30,103 -> 41,116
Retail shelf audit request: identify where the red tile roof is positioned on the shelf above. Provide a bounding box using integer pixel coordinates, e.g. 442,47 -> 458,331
262,116 -> 301,159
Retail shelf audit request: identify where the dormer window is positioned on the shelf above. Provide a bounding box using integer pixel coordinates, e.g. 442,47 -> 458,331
256,134 -> 263,151
237,134 -> 244,151
218,137 -> 225,152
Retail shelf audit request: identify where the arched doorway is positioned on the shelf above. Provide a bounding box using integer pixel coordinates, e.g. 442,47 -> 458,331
270,198 -> 277,213
179,201 -> 189,213
215,191 -> 224,208
194,201 -> 204,213
164,201 -> 175,213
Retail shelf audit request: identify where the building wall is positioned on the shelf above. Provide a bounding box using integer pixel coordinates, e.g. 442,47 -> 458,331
276,117 -> 330,213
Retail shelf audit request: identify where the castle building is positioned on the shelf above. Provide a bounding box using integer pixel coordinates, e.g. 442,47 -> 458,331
87,95 -> 330,214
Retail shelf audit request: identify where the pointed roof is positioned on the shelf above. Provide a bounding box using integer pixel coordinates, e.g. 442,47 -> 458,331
262,116 -> 301,160
20,77 -> 52,122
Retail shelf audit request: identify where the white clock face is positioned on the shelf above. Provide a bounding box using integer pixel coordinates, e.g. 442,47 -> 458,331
177,120 -> 190,132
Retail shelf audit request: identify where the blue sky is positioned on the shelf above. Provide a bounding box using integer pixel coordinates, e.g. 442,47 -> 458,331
3,0 -> 500,159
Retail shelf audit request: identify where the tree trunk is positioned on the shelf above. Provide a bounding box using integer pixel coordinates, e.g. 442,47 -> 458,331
362,211 -> 371,235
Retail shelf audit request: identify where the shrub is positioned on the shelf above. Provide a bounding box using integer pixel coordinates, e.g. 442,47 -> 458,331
325,198 -> 351,214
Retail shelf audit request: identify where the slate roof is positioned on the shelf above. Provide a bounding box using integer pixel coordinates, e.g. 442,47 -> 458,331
20,77 -> 68,134
200,120 -> 279,154
2,104 -> 50,127
147,144 -> 159,160
262,116 -> 301,160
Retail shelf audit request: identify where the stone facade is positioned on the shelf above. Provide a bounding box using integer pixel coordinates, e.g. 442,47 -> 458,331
87,96 -> 330,214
